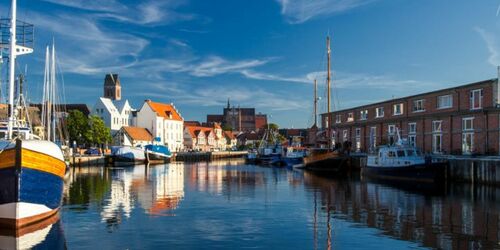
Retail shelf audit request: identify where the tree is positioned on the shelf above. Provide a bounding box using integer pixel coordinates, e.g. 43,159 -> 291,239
87,115 -> 112,146
222,124 -> 232,131
66,110 -> 90,146
268,123 -> 279,131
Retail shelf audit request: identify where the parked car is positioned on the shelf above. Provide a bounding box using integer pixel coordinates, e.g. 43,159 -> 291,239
84,148 -> 100,156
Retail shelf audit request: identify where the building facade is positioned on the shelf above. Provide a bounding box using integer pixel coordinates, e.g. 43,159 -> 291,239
321,78 -> 500,155
206,99 -> 267,132
92,74 -> 134,134
112,126 -> 153,147
136,100 -> 184,152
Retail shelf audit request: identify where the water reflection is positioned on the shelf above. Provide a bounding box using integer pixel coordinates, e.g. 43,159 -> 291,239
304,172 -> 500,249
61,161 -> 500,249
0,213 -> 66,250
135,164 -> 184,216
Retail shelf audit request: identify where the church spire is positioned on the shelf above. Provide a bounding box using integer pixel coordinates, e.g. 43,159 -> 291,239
227,97 -> 230,109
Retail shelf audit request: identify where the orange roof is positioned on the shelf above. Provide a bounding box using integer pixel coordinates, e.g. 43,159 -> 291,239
122,126 -> 153,141
186,125 -> 214,139
224,131 -> 236,140
146,100 -> 183,121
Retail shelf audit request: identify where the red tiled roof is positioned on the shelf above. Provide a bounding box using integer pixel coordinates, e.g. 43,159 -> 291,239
224,131 -> 236,140
186,125 -> 214,139
122,126 -> 153,141
146,100 -> 183,121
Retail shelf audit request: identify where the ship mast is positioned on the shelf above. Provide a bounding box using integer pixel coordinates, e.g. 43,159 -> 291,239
7,0 -> 17,139
327,36 -> 331,114
326,36 -> 332,148
314,79 -> 318,127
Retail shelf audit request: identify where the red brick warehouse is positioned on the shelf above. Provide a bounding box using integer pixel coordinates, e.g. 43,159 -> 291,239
320,76 -> 500,155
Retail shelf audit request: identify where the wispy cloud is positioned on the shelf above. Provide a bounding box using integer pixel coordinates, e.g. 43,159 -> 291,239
276,0 -> 375,24
474,26 -> 499,66
41,0 -> 194,25
189,56 -> 269,77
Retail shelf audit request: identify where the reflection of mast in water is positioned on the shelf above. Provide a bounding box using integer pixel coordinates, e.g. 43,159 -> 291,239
326,192 -> 332,250
313,190 -> 318,250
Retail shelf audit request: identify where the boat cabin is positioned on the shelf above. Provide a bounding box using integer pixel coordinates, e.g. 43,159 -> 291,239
367,145 -> 425,167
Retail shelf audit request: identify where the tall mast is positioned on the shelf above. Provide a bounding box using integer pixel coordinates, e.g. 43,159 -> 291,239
51,43 -> 56,142
326,36 -> 331,114
314,79 -> 317,127
7,0 -> 17,139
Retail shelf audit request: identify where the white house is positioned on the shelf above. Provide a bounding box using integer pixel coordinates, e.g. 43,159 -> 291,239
91,74 -> 134,134
136,100 -> 184,152
112,126 -> 153,147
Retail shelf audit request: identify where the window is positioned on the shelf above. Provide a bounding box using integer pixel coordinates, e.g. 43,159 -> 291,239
388,125 -> 396,134
355,128 -> 361,137
433,134 -> 442,153
413,99 -> 425,112
432,120 -> 442,132
342,130 -> 348,142
388,124 -> 396,145
462,117 -> 474,131
355,128 -> 361,151
462,133 -> 474,154
437,95 -> 453,109
393,103 -> 403,115
408,122 -> 417,134
360,110 -> 368,120
408,135 -> 416,147
335,115 -> 342,124
470,89 -> 483,110
369,126 -> 377,152
375,107 -> 384,118
397,150 -> 405,157
347,113 -> 354,122
462,117 -> 474,155
408,122 -> 416,147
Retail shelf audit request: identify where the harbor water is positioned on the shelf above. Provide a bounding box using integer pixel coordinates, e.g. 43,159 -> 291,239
27,159 -> 500,249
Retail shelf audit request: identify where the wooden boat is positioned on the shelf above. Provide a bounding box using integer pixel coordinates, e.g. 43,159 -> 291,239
303,36 -> 350,173
0,0 -> 66,229
145,144 -> 172,164
111,146 -> 146,165
363,131 -> 446,183
303,149 -> 350,173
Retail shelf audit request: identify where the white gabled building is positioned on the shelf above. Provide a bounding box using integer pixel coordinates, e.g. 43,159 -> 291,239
136,100 -> 184,152
91,74 -> 134,134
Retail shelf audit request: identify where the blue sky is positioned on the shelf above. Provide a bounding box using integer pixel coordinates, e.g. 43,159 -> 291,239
2,0 -> 500,128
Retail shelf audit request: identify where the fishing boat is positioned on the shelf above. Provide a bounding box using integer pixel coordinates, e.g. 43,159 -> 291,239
245,149 -> 258,164
0,0 -> 66,228
280,147 -> 307,168
256,129 -> 282,166
145,138 -> 172,164
111,146 -> 147,165
303,36 -> 350,173
363,130 -> 446,183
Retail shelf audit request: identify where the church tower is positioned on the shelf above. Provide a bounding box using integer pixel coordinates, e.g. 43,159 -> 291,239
103,73 -> 121,100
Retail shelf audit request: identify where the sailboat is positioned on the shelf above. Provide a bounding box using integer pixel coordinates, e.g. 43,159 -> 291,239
0,0 -> 66,228
303,36 -> 350,173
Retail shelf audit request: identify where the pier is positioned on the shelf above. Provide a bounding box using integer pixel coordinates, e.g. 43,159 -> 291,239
175,151 -> 247,162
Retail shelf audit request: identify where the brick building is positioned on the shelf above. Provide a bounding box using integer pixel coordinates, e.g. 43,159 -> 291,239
206,99 -> 267,132
321,78 -> 500,155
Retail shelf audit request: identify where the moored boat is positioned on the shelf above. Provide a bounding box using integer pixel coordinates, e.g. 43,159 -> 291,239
0,0 -> 66,229
111,146 -> 146,165
363,144 -> 446,183
145,144 -> 172,164
280,147 -> 306,168
363,131 -> 446,183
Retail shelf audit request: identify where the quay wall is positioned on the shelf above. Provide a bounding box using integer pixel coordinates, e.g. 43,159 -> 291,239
175,151 -> 247,162
443,156 -> 500,185
70,156 -> 106,166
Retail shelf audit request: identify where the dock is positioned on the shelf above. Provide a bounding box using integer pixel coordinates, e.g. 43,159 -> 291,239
175,151 -> 247,162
